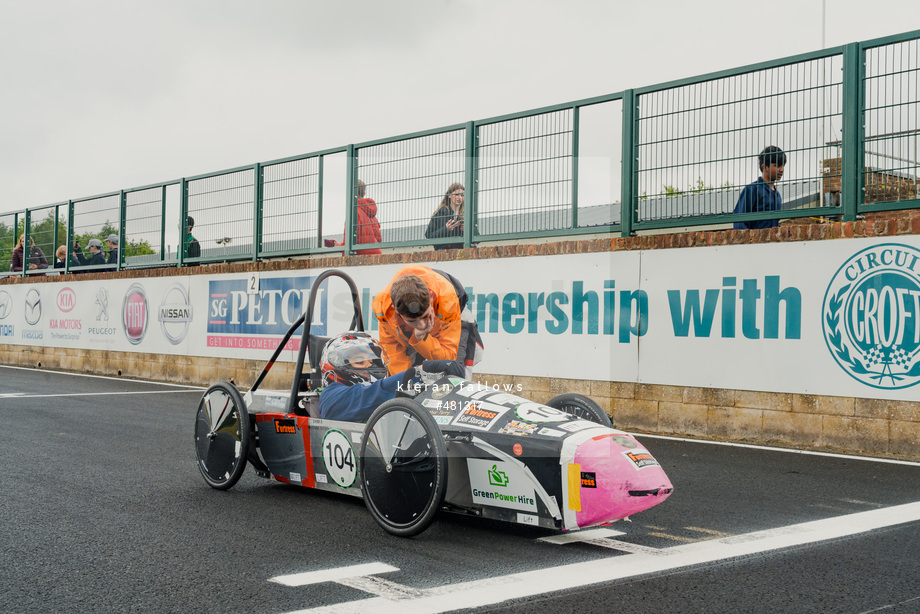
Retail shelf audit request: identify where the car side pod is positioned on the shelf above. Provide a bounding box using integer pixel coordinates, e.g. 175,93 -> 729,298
559,430 -> 673,530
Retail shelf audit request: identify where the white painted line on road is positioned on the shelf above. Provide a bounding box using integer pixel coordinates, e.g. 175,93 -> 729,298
538,527 -> 627,544
335,576 -> 423,600
0,390 -> 202,399
270,563 -> 400,587
638,433 -> 920,467
0,364 -> 206,389
282,501 -> 920,614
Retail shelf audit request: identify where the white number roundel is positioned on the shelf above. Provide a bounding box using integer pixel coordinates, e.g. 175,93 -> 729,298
322,430 -> 356,488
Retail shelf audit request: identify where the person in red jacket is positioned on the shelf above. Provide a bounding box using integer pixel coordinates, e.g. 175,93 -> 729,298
11,234 -> 48,274
326,180 -> 383,255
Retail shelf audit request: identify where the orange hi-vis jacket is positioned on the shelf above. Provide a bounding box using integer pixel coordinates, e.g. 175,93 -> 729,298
371,265 -> 462,375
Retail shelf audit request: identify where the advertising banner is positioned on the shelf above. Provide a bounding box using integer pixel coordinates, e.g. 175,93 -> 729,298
1,235 -> 919,402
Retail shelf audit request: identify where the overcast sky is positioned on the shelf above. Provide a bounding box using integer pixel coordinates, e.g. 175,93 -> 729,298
0,0 -> 916,216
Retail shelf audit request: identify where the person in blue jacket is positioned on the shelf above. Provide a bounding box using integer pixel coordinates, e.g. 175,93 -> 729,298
318,332 -> 463,422
733,145 -> 786,230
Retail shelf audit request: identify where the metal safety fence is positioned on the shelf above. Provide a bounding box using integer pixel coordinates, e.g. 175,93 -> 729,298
2,29 -> 918,276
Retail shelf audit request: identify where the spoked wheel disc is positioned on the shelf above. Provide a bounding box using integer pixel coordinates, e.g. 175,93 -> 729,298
546,393 -> 612,428
360,398 -> 447,537
194,382 -> 251,490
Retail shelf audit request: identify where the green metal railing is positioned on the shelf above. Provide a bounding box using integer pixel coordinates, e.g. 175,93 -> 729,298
2,29 -> 918,277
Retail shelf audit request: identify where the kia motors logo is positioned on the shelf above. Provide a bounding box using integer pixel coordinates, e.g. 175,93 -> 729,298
158,283 -> 193,345
823,243 -> 920,390
25,289 -> 42,326
57,287 -> 76,313
122,283 -> 148,345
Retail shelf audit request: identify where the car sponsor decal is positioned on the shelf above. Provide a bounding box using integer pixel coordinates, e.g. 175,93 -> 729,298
538,427 -> 565,437
315,473 -> 328,484
499,420 -> 538,436
514,402 -> 569,423
517,513 -> 538,526
624,450 -> 660,470
274,419 -> 296,434
467,458 -> 537,513
452,402 -> 508,430
321,430 -> 356,488
512,443 -> 523,456
558,420 -> 604,433
433,415 -> 453,425
581,471 -> 597,488
264,395 -> 287,409
289,472 -> 301,484
567,463 -> 582,511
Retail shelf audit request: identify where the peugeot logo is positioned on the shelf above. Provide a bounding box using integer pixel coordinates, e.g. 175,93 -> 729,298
25,289 -> 42,326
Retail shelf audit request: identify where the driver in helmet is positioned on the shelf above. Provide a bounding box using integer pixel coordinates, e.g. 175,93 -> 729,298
318,332 -> 463,422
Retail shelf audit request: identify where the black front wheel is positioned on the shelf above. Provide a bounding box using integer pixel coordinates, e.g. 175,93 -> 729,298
194,382 -> 251,490
546,393 -> 612,428
360,398 -> 447,537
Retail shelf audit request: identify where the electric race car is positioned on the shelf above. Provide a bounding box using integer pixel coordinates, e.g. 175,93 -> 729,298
194,270 -> 672,537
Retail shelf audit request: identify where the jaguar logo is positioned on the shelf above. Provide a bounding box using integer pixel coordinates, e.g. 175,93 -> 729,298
822,243 -> 920,389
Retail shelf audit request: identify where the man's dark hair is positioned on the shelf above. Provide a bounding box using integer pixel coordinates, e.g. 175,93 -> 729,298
759,145 -> 786,169
391,274 -> 430,318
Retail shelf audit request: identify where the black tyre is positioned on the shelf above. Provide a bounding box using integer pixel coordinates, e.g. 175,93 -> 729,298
546,393 -> 612,428
194,382 -> 251,490
360,398 -> 447,537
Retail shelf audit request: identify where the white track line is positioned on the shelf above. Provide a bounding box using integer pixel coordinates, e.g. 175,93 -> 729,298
270,563 -> 400,587
0,390 -> 202,399
282,501 -> 920,614
637,433 -> 920,467
0,364 -> 206,389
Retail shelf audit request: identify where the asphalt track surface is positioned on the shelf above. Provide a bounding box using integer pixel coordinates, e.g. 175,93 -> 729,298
2,365 -> 920,614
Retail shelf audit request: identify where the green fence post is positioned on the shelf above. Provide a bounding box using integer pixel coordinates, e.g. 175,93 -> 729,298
344,145 -> 355,255
66,200 -> 74,273
159,186 -> 167,262
464,121 -> 475,248
118,190 -> 126,271
841,42 -> 863,222
572,105 -> 580,229
253,163 -> 263,262
22,210 -> 30,277
179,178 -> 188,267
621,89 -> 636,237
317,155 -> 325,252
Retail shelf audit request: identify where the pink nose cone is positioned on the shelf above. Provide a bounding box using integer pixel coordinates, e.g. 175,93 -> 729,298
572,432 -> 673,528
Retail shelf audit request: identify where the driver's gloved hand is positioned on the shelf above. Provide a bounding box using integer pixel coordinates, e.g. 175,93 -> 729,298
420,360 -> 465,378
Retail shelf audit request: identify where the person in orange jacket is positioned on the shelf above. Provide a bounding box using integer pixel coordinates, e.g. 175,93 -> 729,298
371,265 -> 462,375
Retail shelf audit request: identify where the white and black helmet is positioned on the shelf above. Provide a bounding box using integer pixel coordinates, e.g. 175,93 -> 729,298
320,332 -> 389,386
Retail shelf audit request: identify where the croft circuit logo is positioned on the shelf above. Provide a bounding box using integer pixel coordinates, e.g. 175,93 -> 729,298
25,289 -> 42,325
158,283 -> 193,345
823,243 -> 920,389
122,283 -> 149,345
0,290 -> 11,319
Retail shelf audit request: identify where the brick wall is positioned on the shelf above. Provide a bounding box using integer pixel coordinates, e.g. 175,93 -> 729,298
3,212 -> 920,461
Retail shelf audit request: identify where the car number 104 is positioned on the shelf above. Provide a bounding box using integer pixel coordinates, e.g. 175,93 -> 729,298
322,430 -> 357,488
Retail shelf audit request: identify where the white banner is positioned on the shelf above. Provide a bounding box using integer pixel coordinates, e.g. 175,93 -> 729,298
1,235 -> 918,402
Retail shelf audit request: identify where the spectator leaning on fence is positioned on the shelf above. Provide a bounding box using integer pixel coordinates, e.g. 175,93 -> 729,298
11,234 -> 48,273
73,238 -> 107,267
425,182 -> 465,250
105,234 -> 120,269
733,146 -> 786,230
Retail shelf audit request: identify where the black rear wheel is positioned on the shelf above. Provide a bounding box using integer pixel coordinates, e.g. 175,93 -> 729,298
360,398 -> 447,537
194,382 -> 250,490
546,393 -> 612,428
